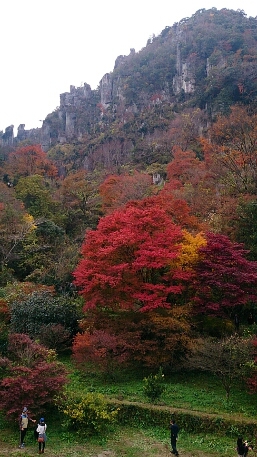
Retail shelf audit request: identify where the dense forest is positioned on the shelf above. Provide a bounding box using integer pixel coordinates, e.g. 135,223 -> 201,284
1,7 -> 257,423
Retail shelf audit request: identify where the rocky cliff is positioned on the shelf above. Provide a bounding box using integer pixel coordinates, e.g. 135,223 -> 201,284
1,8 -> 256,153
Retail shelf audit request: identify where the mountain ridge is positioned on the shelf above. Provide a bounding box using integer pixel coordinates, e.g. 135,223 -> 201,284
1,7 -> 257,174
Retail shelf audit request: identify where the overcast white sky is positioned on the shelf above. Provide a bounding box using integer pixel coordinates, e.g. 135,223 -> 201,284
1,0 -> 257,135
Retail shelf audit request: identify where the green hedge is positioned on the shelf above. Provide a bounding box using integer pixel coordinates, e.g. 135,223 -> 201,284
108,401 -> 257,438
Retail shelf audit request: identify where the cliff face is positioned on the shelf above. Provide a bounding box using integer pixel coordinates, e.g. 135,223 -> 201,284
1,8 -> 257,153
0,20 -> 199,150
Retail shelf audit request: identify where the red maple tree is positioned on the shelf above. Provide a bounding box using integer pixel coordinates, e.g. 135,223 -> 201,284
73,198 -> 191,312
0,334 -> 68,419
192,232 -> 257,315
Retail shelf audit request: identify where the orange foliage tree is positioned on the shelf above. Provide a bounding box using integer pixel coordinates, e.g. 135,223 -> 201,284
204,106 -> 257,195
72,305 -> 195,371
164,109 -> 205,152
5,144 -> 57,181
99,171 -> 153,214
72,329 -> 130,376
161,146 -> 218,228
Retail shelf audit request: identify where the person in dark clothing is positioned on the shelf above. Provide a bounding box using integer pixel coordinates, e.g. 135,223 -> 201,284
170,419 -> 179,455
237,437 -> 246,457
237,437 -> 251,457
234,314 -> 240,332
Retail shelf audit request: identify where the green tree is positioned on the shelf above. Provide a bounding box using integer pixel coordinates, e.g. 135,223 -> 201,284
10,291 -> 81,350
0,182 -> 37,285
15,174 -> 59,218
57,170 -> 101,234
234,200 -> 257,260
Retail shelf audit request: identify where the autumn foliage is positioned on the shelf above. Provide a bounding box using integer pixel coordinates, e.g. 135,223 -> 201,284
72,329 -> 130,375
73,198 -> 191,312
1,9 -> 257,422
99,171 -> 153,214
203,106 -> 257,195
0,333 -> 68,419
192,232 -> 257,315
5,144 -> 58,180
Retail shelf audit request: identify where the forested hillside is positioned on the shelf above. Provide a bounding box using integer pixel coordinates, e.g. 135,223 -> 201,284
1,7 -> 257,422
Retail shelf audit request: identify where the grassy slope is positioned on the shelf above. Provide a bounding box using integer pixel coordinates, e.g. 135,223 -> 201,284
67,366 -> 257,419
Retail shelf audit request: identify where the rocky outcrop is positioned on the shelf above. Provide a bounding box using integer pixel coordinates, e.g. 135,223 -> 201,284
99,74 -> 112,106
1,125 -> 14,146
206,54 -> 227,77
60,83 -> 92,109
173,61 -> 195,95
172,25 -> 195,95
59,83 -> 92,138
1,124 -> 41,148
17,124 -> 41,144
41,121 -> 52,151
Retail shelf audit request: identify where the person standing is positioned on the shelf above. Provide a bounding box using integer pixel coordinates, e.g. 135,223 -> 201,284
36,417 -> 47,454
19,407 -> 36,448
170,419 -> 179,455
237,437 -> 251,457
237,437 -> 246,457
234,314 -> 240,332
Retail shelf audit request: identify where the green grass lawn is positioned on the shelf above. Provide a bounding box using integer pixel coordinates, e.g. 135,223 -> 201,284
0,421 -> 238,457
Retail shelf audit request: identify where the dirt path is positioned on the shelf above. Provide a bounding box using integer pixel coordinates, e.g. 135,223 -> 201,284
0,443 -> 217,457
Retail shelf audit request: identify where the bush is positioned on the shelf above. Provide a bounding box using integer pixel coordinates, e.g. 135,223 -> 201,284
56,391 -> 118,434
143,367 -> 165,403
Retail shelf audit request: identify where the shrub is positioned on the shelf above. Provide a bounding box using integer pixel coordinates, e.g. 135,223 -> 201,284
143,367 -> 165,403
56,391 -> 118,434
0,298 -> 10,354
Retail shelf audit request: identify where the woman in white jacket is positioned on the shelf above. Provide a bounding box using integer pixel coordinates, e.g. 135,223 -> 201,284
36,418 -> 47,454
